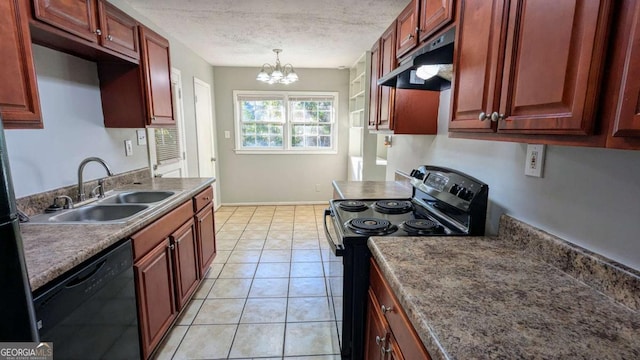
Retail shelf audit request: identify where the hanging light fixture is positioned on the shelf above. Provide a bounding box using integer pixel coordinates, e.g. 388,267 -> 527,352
256,49 -> 299,85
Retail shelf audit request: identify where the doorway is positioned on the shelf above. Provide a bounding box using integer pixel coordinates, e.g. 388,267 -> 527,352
194,77 -> 218,208
148,68 -> 188,178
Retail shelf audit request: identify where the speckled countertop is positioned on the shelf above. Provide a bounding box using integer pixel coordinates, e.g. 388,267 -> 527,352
369,216 -> 640,359
21,177 -> 215,291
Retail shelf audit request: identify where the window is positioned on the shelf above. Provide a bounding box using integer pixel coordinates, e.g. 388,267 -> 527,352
234,91 -> 338,154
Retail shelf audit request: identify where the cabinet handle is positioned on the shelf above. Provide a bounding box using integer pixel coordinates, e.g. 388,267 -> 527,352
381,304 -> 393,314
490,112 -> 504,122
169,243 -> 175,250
478,112 -> 490,121
375,335 -> 386,345
405,33 -> 415,41
94,29 -> 102,36
107,35 -> 113,41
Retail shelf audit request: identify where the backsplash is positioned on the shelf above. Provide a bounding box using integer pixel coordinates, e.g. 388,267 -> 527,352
17,168 -> 151,216
499,215 -> 640,312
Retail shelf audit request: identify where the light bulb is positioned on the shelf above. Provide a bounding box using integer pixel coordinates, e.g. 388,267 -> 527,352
416,65 -> 440,80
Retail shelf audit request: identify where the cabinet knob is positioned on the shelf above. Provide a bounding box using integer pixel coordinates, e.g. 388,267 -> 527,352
478,112 -> 490,121
490,112 -> 504,122
94,29 -> 102,35
107,35 -> 113,41
381,304 -> 393,314
375,335 -> 386,345
405,33 -> 414,41
151,116 -> 156,122
169,243 -> 175,250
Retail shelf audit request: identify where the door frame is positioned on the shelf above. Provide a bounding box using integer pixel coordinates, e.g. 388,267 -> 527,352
193,77 -> 219,208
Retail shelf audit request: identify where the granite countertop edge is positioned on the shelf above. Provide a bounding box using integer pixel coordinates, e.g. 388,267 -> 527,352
22,177 -> 216,291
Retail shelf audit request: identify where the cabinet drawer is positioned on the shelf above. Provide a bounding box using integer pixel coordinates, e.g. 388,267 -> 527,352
131,200 -> 193,261
369,259 -> 430,359
193,186 -> 213,213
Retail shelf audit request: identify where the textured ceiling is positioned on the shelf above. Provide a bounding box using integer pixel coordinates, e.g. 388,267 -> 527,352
123,0 -> 409,69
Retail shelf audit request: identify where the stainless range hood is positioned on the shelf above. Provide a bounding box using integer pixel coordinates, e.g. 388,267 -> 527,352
378,27 -> 455,91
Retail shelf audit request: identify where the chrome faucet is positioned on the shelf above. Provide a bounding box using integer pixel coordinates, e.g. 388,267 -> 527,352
77,157 -> 114,201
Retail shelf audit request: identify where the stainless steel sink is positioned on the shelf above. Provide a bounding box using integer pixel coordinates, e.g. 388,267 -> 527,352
98,191 -> 175,204
47,204 -> 149,223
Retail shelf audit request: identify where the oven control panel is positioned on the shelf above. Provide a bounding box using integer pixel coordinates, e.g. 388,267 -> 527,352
411,165 -> 488,210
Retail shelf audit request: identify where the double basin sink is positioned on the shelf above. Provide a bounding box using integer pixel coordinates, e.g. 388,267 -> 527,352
29,191 -> 177,224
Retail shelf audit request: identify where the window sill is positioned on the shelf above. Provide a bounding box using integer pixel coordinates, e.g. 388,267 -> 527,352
233,149 -> 338,155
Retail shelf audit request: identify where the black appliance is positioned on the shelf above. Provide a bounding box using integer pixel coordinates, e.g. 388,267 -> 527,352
323,165 -> 488,359
377,27 -> 455,91
33,240 -> 141,359
0,115 -> 39,341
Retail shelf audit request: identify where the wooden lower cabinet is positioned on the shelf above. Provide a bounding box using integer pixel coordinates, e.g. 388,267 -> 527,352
196,204 -> 216,277
171,219 -> 200,310
132,189 -> 216,358
134,238 -> 176,360
367,259 -> 431,360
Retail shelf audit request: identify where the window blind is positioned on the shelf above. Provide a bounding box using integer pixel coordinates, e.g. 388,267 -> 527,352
155,128 -> 181,163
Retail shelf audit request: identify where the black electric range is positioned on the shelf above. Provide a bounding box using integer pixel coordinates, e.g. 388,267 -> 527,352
322,165 -> 489,359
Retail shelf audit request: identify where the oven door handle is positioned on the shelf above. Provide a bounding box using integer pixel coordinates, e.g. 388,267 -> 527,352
323,209 -> 344,256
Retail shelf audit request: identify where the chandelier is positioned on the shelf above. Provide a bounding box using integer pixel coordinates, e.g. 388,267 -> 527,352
256,49 -> 299,84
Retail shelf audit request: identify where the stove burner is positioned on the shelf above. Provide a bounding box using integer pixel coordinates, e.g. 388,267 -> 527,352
402,219 -> 445,234
374,200 -> 413,214
338,200 -> 368,212
347,218 -> 398,236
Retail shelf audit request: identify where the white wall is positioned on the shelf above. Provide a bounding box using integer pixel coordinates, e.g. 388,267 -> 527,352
213,67 -> 349,204
5,46 -> 148,197
385,90 -> 640,271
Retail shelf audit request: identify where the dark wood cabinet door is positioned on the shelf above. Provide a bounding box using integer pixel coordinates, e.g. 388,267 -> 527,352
33,0 -> 98,42
0,0 -> 42,128
386,333 -> 406,360
196,204 -> 216,278
364,289 -> 390,360
449,0 -> 507,132
610,1 -> 640,140
396,0 -> 419,59
497,0 -> 611,135
134,238 -> 176,360
379,21 -> 397,131
171,219 -> 200,310
392,89 -> 439,135
419,0 -> 454,42
139,25 -> 174,126
369,40 -> 381,129
98,0 -> 139,60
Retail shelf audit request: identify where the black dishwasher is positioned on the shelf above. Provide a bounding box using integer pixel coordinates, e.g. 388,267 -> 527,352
33,240 -> 140,359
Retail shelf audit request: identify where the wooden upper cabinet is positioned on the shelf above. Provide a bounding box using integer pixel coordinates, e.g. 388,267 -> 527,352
396,0 -> 420,58
139,25 -> 175,126
449,0 -> 506,132
497,0 -> 611,135
0,0 -> 42,129
33,0 -> 98,43
450,0 -> 611,135
369,40 -> 381,129
419,0 -> 454,42
378,21 -> 397,131
97,0 -> 139,59
609,0 -> 640,142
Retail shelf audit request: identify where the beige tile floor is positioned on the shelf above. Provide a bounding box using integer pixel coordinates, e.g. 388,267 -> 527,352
154,205 -> 341,360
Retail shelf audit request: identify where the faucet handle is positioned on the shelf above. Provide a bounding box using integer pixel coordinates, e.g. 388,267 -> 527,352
53,195 -> 74,209
90,178 -> 107,198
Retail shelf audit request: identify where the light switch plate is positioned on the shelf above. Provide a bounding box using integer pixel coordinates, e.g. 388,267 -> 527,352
125,140 -> 133,157
224,131 -> 231,139
136,129 -> 147,145
525,144 -> 545,177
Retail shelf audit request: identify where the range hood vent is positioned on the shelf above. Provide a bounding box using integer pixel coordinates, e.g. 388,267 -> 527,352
378,27 -> 455,91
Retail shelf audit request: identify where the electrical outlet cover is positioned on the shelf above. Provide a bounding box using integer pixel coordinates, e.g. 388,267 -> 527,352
525,144 -> 545,177
136,129 -> 147,145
